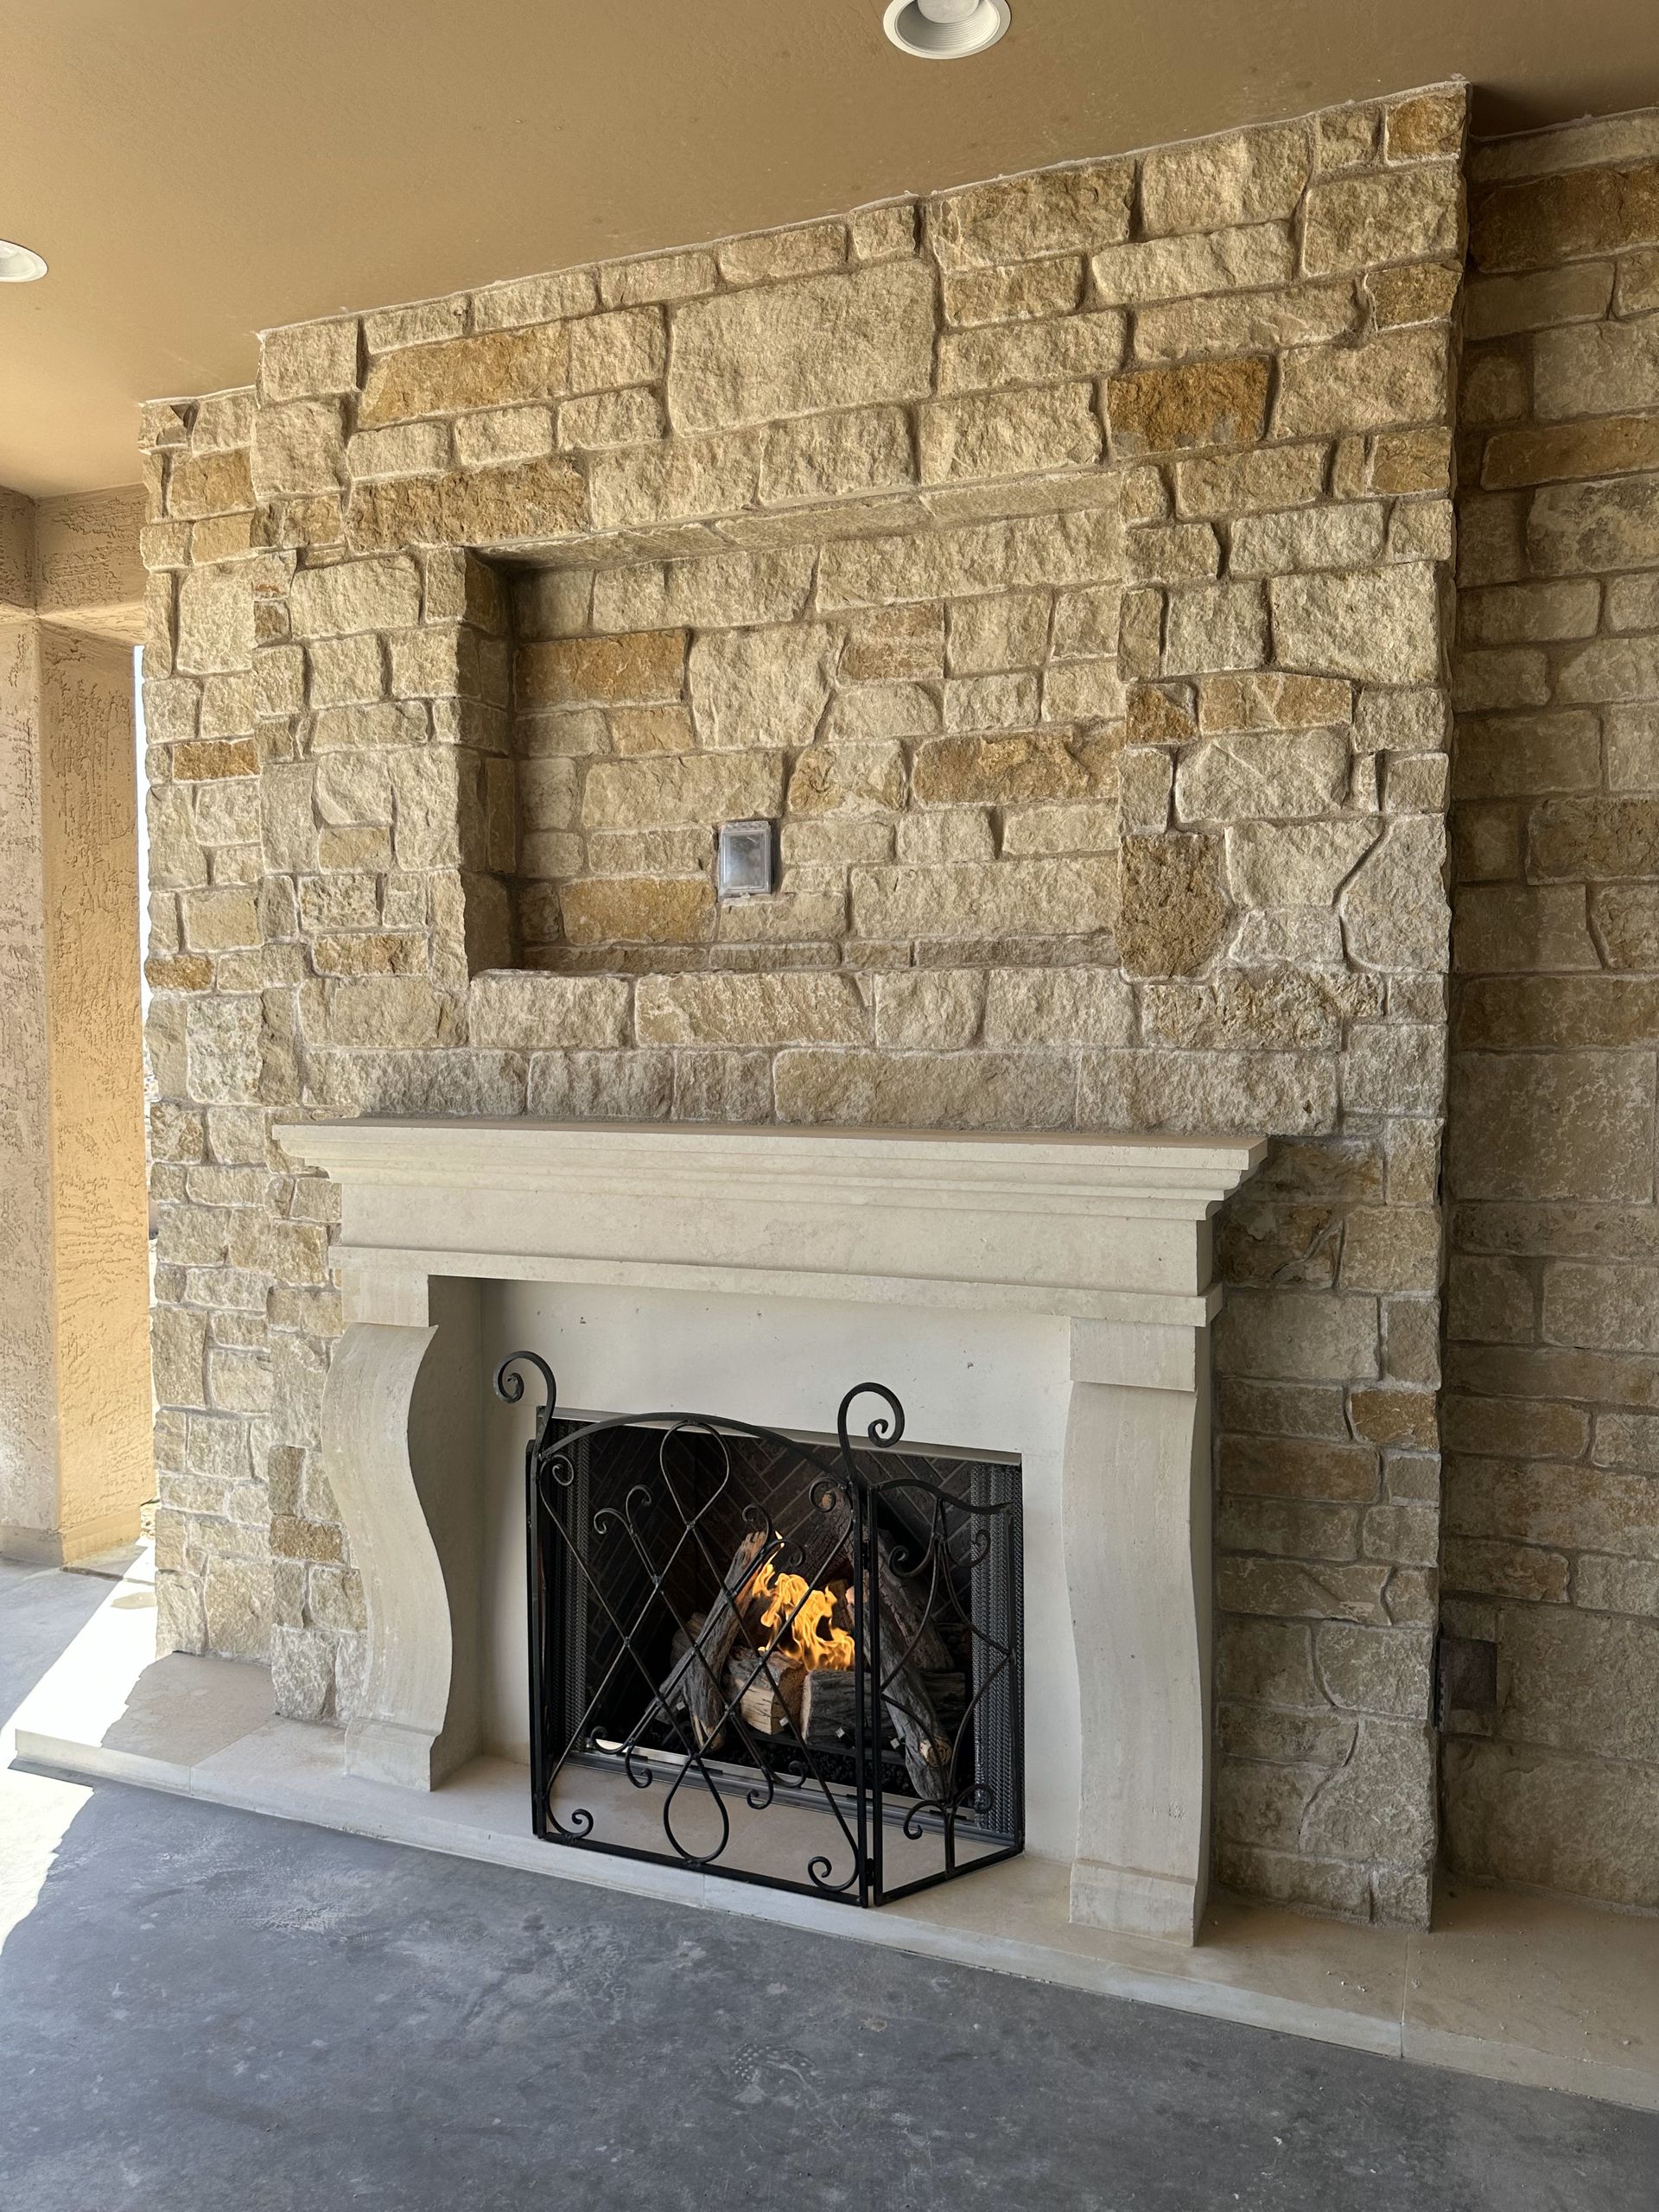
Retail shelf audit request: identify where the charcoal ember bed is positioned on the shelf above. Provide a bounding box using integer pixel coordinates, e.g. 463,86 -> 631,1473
499,1354 -> 1024,1908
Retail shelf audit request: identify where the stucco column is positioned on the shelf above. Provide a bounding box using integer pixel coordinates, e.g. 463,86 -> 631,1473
0,486 -> 151,1565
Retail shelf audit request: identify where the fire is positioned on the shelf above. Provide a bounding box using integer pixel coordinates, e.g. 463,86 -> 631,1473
748,1559 -> 855,1672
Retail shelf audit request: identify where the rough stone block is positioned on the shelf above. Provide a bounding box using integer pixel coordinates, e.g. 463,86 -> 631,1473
919,383 -> 1102,484
1141,124 -> 1310,237
668,262 -> 935,431
929,160 -> 1135,268
1272,564 -> 1440,683
1117,832 -> 1228,976
636,972 -> 868,1046
1107,357 -> 1269,454
1302,166 -> 1462,275
1274,330 -> 1449,437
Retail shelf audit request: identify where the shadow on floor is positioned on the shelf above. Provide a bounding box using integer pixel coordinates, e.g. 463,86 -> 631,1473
0,1559 -> 113,1719
0,1766 -> 1655,2212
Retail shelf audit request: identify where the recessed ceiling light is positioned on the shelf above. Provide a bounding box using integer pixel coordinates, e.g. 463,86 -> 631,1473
0,239 -> 48,283
883,0 -> 1010,60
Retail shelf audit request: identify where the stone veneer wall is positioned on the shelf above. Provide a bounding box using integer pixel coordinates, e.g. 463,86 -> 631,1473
1443,109 -> 1659,1910
140,84 -> 1469,1924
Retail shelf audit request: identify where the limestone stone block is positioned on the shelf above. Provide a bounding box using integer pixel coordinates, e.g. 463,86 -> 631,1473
688,622 -> 836,747
586,430 -> 761,530
358,324 -> 569,425
599,249 -> 715,307
1163,582 -> 1268,674
786,741 -> 908,816
288,555 -> 420,639
942,258 -> 1084,327
1463,261 -> 1615,342
1230,503 -> 1385,575
934,315 -> 1126,393
1141,124 -> 1309,237
1149,291 -> 1360,382
1530,797 -> 1659,880
759,406 -> 913,505
928,160 -> 1135,268
636,972 -> 868,1046
518,628 -> 686,710
607,705 -> 695,757
849,856 -> 1117,940
848,200 -> 918,262
1174,729 -> 1349,823
1227,819 -> 1379,906
203,1555 -> 275,1662
913,731 -> 1116,805
365,295 -> 472,350
1271,564 -> 1440,683
1091,222 -> 1294,304
918,382 -> 1102,485
945,593 -> 1049,676
251,402 -> 346,502
840,604 -> 944,682
320,976 -> 451,1051
185,995 -> 264,1102
1118,747 -> 1173,831
1199,673 -> 1351,732
1442,1738 -> 1659,1910
558,389 -> 665,451
1544,1262 -> 1659,1357
1117,832 -> 1227,976
167,449 -> 255,521
1302,167 -> 1462,276
1534,321 -> 1659,424
1339,819 -> 1448,973
465,973 -> 631,1049
527,1048 -> 675,1122
260,319 -> 360,403
1447,1052 -> 1656,1202
176,568 -> 254,673
872,969 -> 983,1049
668,263 -> 934,431
1470,162 -> 1659,276
716,222 -> 847,287
817,508 -> 1118,610
566,308 -> 666,392
894,808 -> 995,862
1555,635 -> 1659,708
1107,357 -> 1270,455
829,683 -> 940,742
582,751 -> 786,830
944,673 -> 1039,733
983,966 -> 1134,1046
309,701 -> 427,753
556,876 -> 713,949
1386,86 -> 1466,159
1043,659 -> 1126,723
1174,444 -> 1327,517
1080,1046 -> 1338,1135
453,407 -> 556,467
1369,263 -> 1463,329
1128,523 -> 1221,583
1274,330 -> 1449,437
774,1048 -> 1077,1131
1526,478 -> 1659,577
517,753 -> 580,831
1152,969 -> 1370,1051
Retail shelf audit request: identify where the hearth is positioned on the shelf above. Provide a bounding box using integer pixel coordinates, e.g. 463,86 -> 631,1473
499,1351 -> 1023,1906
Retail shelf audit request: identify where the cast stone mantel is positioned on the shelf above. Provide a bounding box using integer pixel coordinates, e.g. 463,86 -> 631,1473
274,1116 -> 1265,1944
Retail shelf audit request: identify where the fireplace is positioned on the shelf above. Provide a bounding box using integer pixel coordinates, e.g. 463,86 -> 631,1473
506,1353 -> 1023,1904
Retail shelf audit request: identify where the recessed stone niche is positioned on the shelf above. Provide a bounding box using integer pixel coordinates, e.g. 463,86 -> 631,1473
480,484 -> 1123,978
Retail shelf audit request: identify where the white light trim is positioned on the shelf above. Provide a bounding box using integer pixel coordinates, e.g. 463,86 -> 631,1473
883,0 -> 1010,60
0,239 -> 48,283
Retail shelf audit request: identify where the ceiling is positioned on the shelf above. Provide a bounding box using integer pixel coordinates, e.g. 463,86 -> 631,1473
3,0 -> 1656,498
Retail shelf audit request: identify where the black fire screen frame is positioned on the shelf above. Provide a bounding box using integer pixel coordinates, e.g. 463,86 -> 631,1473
497,1352 -> 1024,1909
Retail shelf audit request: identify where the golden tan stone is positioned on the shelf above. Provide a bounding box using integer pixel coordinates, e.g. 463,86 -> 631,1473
1386,87 -> 1467,160
558,875 -> 714,946
637,971 -> 867,1046
941,258 -> 1084,327
1141,124 -> 1309,238
517,630 -> 686,709
776,1048 -> 1078,1130
1107,357 -> 1269,454
1274,330 -> 1449,437
913,731 -> 1117,804
170,737 -> 259,781
1132,283 -> 1357,365
1471,162 -> 1659,275
1483,416 -> 1659,491
918,383 -> 1102,484
582,750 -> 786,830
669,263 -> 935,431
1118,832 -> 1228,976
842,604 -> 944,682
1369,263 -> 1463,327
786,742 -> 907,816
715,223 -> 847,287
168,449 -> 255,519
358,324 -> 570,425
1174,444 -> 1327,516
929,160 -> 1135,269
849,856 -> 1117,940
1302,167 -> 1462,276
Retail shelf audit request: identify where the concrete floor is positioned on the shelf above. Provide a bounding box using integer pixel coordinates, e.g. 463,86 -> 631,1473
3,1562 -> 1656,2211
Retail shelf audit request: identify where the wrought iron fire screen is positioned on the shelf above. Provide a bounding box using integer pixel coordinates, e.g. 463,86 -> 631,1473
497,1353 -> 1024,1907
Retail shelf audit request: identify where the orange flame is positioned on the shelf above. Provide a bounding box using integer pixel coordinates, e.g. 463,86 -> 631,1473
748,1560 -> 855,1672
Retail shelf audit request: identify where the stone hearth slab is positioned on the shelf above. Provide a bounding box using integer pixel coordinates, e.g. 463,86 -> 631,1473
13,1600 -> 1659,2113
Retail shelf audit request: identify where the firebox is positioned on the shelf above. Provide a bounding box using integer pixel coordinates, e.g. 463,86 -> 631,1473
497,1352 -> 1025,1906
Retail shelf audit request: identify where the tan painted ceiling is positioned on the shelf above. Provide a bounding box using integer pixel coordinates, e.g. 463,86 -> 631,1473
3,0 -> 1656,497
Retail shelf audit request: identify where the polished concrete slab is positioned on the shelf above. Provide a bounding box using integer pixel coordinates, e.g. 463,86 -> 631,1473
4,1556 -> 1659,2210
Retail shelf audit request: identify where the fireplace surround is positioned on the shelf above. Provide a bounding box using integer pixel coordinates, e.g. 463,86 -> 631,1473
274,1115 -> 1262,1942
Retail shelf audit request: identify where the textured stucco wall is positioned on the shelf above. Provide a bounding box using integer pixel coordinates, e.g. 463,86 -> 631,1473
1443,107 -> 1659,1910
0,490 -> 150,1562
141,84 -> 1466,1923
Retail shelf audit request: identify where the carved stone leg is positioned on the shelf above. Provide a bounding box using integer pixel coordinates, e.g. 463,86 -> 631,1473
321,1275 -> 484,1788
1063,1317 -> 1212,1943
